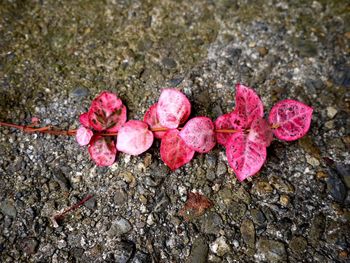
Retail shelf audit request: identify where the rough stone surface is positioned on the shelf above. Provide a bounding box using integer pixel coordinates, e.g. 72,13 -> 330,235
0,0 -> 349,262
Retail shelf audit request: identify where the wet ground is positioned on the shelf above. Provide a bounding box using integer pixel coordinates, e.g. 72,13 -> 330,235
0,0 -> 349,262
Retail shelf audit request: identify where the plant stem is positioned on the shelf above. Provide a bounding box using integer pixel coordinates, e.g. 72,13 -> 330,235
53,194 -> 93,222
0,121 -> 278,137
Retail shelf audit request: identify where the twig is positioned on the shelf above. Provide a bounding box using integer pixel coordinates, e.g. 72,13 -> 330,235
51,194 -> 93,227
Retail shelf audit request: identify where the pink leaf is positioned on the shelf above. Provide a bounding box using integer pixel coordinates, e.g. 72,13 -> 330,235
76,126 -> 94,146
157,89 -> 191,129
214,112 -> 245,146
160,129 -> 195,170
234,84 -> 264,128
248,117 -> 273,147
268,99 -> 313,141
143,103 -> 166,139
116,120 -> 154,155
88,91 -> 127,132
226,132 -> 267,181
179,117 -> 216,153
79,112 -> 90,128
88,136 -> 117,166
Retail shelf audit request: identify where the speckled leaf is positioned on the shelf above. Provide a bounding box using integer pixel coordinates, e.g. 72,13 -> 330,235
79,112 -> 90,128
226,132 -> 266,181
248,117 -> 273,147
76,126 -> 93,146
268,99 -> 313,141
117,120 -> 154,155
214,112 -> 245,146
179,117 -> 216,153
157,89 -> 191,129
88,136 -> 116,166
160,129 -> 195,170
143,103 -> 166,139
88,91 -> 127,132
234,84 -> 264,128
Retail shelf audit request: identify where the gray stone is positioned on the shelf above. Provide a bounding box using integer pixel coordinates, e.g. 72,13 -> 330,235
200,212 -> 223,234
114,189 -> 128,205
187,236 -> 208,263
70,87 -> 89,98
327,168 -> 346,202
216,162 -> 227,176
0,200 -> 17,218
162,57 -> 177,69
108,218 -> 132,237
256,238 -> 287,263
335,164 -> 350,189
240,219 -> 255,248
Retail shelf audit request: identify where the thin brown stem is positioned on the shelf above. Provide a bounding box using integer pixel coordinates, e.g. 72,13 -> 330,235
53,194 -> 93,222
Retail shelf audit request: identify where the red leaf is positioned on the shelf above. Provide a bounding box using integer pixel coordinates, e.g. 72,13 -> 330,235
157,89 -> 191,129
234,84 -> 264,128
214,112 -> 245,146
76,126 -> 93,146
88,136 -> 117,166
179,192 -> 213,221
116,120 -> 154,155
179,117 -> 216,153
226,132 -> 267,181
268,99 -> 313,141
248,117 -> 273,147
143,103 -> 166,139
79,112 -> 90,128
88,91 -> 127,132
160,129 -> 195,170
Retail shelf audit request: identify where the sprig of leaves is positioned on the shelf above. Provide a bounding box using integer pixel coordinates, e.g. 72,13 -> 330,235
76,84 -> 313,181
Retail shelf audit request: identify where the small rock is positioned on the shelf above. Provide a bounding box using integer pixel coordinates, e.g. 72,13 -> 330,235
53,172 -> 70,191
210,236 -> 231,257
70,87 -> 89,98
200,212 -> 223,234
84,196 -> 96,209
279,195 -> 289,206
216,162 -> 227,176
19,238 -> 39,255
326,106 -> 337,119
108,218 -> 132,237
250,209 -> 266,225
240,219 -> 255,248
327,168 -> 346,202
162,57 -> 177,69
114,189 -> 127,205
120,172 -> 137,187
257,47 -> 268,57
309,214 -> 325,246
306,155 -> 320,167
57,239 -> 67,249
256,238 -> 287,262
0,200 -> 17,218
254,181 -> 273,195
270,176 -> 295,193
289,236 -> 307,255
187,236 -> 208,263
335,164 -> 350,189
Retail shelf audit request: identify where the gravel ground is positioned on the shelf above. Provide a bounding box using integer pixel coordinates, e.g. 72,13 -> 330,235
0,0 -> 349,262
